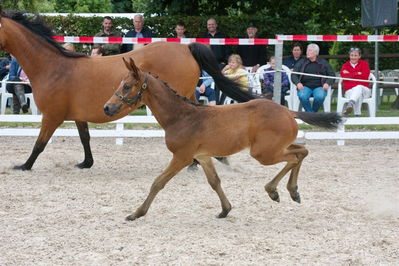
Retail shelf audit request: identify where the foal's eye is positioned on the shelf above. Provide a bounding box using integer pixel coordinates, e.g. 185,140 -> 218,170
122,84 -> 131,92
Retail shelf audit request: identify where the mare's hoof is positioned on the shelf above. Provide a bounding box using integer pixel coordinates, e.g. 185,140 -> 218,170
291,192 -> 301,203
125,214 -> 138,221
13,164 -> 30,171
75,160 -> 93,169
268,191 -> 280,202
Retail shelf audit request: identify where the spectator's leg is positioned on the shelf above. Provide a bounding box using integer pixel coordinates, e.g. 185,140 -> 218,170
12,94 -> 21,114
297,86 -> 313,112
205,86 -> 217,106
195,89 -> 200,101
312,87 -> 328,112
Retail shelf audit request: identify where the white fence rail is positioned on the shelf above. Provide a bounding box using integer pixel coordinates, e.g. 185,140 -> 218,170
0,115 -> 399,145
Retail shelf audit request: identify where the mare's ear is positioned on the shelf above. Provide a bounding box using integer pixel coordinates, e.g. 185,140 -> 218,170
128,58 -> 140,80
123,57 -> 133,71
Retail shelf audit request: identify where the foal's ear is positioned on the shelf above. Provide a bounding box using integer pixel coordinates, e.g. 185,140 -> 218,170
123,57 -> 133,71
128,58 -> 140,79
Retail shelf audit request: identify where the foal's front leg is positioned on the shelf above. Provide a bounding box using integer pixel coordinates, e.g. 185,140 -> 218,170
196,156 -> 232,218
126,156 -> 191,221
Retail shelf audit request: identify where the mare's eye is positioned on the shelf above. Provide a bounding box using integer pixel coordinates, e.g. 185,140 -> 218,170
122,84 -> 131,93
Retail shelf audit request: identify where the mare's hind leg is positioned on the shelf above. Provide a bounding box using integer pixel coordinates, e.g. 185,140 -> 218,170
14,116 -> 63,170
75,121 -> 94,169
126,155 -> 191,221
286,144 -> 308,203
196,156 -> 231,218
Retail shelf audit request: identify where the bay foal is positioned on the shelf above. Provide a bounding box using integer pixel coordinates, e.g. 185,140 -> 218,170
104,58 -> 342,221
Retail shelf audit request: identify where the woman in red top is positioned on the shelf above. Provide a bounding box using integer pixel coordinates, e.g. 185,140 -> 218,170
340,48 -> 371,115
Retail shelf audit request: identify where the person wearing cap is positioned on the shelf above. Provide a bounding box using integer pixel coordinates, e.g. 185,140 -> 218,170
237,24 -> 267,72
340,47 -> 371,116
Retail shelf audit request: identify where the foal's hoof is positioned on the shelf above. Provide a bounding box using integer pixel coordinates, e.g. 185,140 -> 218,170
291,191 -> 301,203
13,164 -> 30,171
217,211 -> 229,218
268,191 -> 280,202
75,160 -> 93,169
125,214 -> 139,221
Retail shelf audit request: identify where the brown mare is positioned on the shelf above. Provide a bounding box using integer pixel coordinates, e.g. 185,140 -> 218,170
0,11 -> 253,170
103,58 -> 342,221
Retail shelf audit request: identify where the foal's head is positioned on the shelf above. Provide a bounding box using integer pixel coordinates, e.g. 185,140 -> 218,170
104,58 -> 148,117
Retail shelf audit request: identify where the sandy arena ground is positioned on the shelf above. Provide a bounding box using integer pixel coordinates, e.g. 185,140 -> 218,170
0,136 -> 398,265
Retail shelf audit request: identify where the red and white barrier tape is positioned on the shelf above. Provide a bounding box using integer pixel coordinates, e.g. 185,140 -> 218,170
53,36 -> 283,45
276,35 -> 399,42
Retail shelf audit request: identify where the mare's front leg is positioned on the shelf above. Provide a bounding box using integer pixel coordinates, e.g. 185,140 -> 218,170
14,116 -> 63,170
75,121 -> 93,169
196,156 -> 231,218
126,155 -> 191,221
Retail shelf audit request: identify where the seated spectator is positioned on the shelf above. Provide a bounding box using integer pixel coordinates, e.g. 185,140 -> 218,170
0,55 -> 11,80
93,16 -> 122,56
340,47 -> 371,116
283,43 -> 304,70
196,70 -> 216,106
121,14 -> 154,53
261,56 -> 290,104
91,46 -> 105,57
220,54 -> 249,105
222,54 -> 249,89
291,43 -> 335,112
6,56 -> 32,114
237,24 -> 267,72
62,43 -> 75,52
174,22 -> 189,38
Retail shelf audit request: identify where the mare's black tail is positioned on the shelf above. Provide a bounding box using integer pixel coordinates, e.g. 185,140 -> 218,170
188,42 -> 255,102
293,111 -> 343,129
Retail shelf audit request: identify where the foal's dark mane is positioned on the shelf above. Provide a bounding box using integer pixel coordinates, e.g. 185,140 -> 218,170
1,11 -> 87,58
157,77 -> 203,107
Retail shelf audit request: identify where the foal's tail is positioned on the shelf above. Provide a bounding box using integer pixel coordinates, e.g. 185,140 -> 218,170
292,111 -> 343,129
188,43 -> 255,102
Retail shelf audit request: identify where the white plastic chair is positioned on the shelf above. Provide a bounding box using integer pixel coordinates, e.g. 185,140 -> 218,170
245,66 -> 260,94
0,75 -> 38,114
337,73 -> 377,117
289,84 -> 333,112
379,70 -> 399,102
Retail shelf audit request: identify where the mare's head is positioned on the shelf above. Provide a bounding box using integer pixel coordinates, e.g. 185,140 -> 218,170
104,58 -> 148,117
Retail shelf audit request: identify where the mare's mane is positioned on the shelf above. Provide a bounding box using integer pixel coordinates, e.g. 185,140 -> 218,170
1,11 -> 87,58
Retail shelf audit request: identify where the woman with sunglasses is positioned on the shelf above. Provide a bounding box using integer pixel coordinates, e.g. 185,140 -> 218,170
340,48 -> 371,115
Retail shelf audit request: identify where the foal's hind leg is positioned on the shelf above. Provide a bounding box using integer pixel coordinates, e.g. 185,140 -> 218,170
75,121 -> 94,169
126,155 -> 191,221
286,144 -> 308,203
196,156 -> 231,218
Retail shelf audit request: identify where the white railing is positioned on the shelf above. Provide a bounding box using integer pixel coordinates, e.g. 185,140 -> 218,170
1,115 -> 399,145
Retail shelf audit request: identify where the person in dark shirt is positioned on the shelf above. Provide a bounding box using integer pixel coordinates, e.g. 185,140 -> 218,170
237,25 -> 267,72
202,18 -> 231,68
283,43 -> 304,69
121,14 -> 154,53
174,22 -> 189,38
291,43 -> 335,112
0,56 -> 10,80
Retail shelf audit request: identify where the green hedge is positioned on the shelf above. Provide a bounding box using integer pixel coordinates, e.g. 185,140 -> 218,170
2,14 -> 399,70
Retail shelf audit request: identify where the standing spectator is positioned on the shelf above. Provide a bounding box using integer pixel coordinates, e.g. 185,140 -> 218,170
261,56 -> 290,104
283,43 -> 304,69
291,43 -> 335,112
237,24 -> 267,72
202,18 -> 231,68
174,22 -> 189,38
340,47 -> 371,115
0,55 -> 11,80
121,14 -> 154,53
6,57 -> 32,114
93,16 -> 122,56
